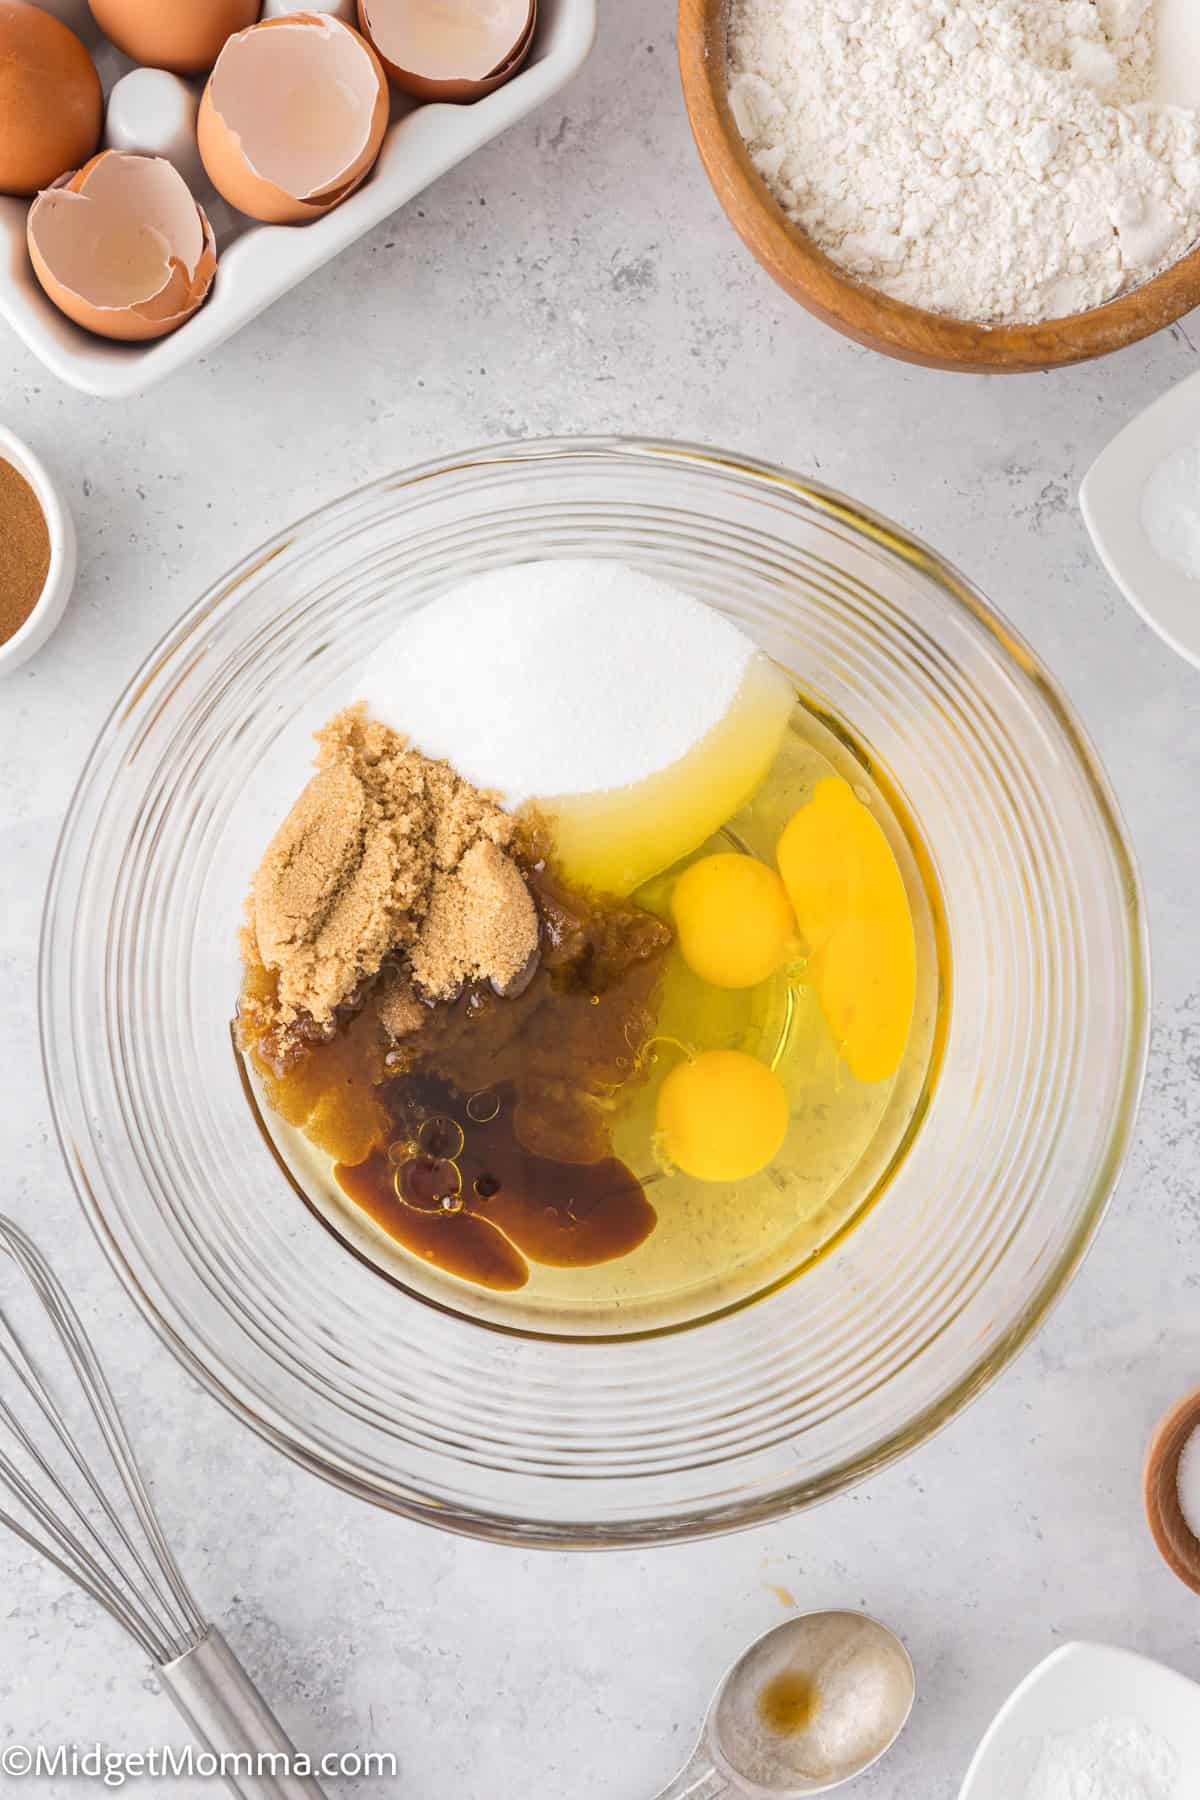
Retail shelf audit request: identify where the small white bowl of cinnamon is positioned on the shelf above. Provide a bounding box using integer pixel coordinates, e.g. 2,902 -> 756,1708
0,425 -> 76,677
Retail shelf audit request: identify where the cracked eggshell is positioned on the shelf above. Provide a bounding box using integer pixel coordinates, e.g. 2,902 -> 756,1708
357,0 -> 535,102
198,14 -> 389,223
27,150 -> 217,342
86,0 -> 263,76
0,1 -> 102,196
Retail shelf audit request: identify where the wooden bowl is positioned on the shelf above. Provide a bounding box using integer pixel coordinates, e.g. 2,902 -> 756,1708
678,0 -> 1200,373
1144,1389 -> 1200,1595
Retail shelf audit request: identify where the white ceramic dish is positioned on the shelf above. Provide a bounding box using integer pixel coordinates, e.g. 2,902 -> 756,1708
959,1642 -> 1200,1799
0,425 -> 76,676
0,0 -> 595,400
1081,365 -> 1200,671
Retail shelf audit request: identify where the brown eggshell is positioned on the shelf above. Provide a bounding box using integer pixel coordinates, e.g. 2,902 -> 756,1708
198,14 -> 390,223
356,0 -> 536,102
27,151 -> 217,342
0,1 -> 102,196
357,0 -> 535,102
87,0 -> 263,76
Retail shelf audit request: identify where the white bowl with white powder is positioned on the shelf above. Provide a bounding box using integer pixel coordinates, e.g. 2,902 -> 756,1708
959,1642 -> 1200,1800
1081,364 -> 1200,670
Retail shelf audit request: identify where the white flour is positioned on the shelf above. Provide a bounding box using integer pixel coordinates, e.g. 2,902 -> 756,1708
1024,1715 -> 1179,1800
727,0 -> 1200,323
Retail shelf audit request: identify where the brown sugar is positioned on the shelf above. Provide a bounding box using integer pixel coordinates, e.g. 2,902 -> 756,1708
374,968 -> 427,1040
237,710 -> 677,1292
410,838 -> 539,1000
245,705 -> 538,1037
240,851 -> 673,1289
0,459 -> 50,647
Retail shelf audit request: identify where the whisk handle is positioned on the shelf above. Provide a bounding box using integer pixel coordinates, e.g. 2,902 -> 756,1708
160,1628 -> 328,1798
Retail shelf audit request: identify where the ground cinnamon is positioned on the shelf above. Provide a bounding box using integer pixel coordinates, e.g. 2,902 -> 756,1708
0,459 -> 50,647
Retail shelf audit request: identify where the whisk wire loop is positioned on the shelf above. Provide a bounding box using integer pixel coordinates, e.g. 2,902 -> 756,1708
0,1216 -> 204,1662
0,1214 -> 327,1797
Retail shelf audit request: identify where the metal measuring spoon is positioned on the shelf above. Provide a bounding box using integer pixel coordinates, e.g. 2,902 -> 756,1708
654,1611 -> 915,1797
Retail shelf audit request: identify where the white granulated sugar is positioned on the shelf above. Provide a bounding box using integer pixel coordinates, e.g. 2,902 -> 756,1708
355,560 -> 756,804
727,0 -> 1200,324
1024,1715 -> 1179,1800
1142,437 -> 1200,580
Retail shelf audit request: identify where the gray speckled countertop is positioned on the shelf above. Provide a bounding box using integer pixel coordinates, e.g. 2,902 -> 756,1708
2,6 -> 1200,1796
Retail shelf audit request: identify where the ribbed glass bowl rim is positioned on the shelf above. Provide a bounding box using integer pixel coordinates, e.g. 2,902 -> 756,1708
39,436 -> 1151,1544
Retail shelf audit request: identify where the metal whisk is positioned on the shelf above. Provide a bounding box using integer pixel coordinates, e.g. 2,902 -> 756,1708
0,1216 -> 326,1798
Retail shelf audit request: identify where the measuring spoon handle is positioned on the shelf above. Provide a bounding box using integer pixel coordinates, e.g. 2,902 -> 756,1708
653,1750 -> 732,1800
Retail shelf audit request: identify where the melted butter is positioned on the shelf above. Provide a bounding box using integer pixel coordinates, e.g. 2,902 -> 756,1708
536,655 -> 793,895
777,777 -> 917,1084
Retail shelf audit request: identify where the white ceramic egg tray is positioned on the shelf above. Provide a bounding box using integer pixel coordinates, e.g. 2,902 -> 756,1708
0,0 -> 595,399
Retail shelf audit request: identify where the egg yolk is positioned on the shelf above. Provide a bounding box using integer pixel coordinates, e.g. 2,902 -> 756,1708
656,1049 -> 790,1183
671,852 -> 795,989
776,778 -> 916,1085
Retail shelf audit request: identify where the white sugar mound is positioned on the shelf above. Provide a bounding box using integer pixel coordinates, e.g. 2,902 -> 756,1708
355,560 -> 758,805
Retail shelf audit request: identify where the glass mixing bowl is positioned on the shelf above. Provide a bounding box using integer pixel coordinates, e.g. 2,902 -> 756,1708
42,438 -> 1148,1545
